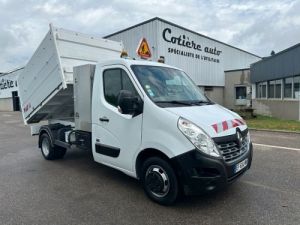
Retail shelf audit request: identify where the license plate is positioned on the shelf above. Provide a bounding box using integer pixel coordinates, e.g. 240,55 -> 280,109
234,158 -> 248,173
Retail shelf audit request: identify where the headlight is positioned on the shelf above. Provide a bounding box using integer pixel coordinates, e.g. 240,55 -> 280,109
178,117 -> 220,157
245,131 -> 251,148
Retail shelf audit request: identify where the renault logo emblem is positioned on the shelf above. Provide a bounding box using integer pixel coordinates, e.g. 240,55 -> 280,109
236,130 -> 243,147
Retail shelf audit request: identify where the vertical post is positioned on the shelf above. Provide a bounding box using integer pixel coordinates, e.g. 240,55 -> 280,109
49,23 -> 67,89
298,92 -> 300,121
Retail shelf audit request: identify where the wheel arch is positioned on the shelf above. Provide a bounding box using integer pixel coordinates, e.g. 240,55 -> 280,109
135,148 -> 172,179
38,126 -> 55,148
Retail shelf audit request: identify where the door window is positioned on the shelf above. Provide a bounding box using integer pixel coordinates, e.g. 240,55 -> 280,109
103,69 -> 137,107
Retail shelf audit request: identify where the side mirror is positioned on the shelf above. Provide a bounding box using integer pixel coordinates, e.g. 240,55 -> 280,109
117,90 -> 143,116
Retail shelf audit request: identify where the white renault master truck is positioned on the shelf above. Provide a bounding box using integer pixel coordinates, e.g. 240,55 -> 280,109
18,26 -> 252,205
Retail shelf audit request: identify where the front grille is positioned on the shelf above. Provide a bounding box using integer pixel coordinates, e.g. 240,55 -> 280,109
217,137 -> 249,163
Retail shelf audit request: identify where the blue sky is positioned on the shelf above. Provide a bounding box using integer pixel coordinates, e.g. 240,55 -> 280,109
0,0 -> 299,71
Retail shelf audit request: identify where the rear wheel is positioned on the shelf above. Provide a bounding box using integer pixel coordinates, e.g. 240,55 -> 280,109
40,133 -> 66,160
141,157 -> 179,205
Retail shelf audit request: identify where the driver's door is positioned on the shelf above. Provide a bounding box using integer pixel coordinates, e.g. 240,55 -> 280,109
92,65 -> 143,174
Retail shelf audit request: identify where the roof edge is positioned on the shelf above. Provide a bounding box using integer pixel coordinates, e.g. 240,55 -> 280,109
251,43 -> 300,67
224,68 -> 250,73
103,17 -> 160,38
104,17 -> 261,58
0,66 -> 25,77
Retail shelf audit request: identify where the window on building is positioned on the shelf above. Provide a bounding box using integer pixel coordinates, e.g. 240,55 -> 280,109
275,80 -> 282,98
294,76 -> 300,99
268,79 -> 282,98
256,82 -> 267,98
103,69 -> 137,107
256,83 -> 260,98
204,86 -> 213,91
262,83 -> 267,98
284,77 -> 293,98
268,80 -> 275,98
235,86 -> 246,99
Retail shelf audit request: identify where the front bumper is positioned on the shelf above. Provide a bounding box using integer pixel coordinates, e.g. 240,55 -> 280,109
171,143 -> 253,195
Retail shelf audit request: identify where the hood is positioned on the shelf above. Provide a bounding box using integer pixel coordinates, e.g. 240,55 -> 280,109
165,104 -> 247,138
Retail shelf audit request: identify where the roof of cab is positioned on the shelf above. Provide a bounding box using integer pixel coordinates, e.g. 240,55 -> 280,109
98,58 -> 181,71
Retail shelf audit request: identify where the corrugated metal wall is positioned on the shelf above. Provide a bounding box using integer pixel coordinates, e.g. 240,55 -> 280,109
251,44 -> 300,83
106,18 -> 260,87
107,20 -> 159,62
156,20 -> 224,86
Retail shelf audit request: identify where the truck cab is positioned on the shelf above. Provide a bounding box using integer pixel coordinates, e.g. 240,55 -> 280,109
86,59 -> 252,205
18,26 -> 252,205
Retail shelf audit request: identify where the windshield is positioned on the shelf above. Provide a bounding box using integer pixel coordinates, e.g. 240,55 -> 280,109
131,65 -> 211,106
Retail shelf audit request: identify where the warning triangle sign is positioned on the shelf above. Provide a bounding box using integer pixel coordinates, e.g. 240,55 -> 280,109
136,38 -> 151,59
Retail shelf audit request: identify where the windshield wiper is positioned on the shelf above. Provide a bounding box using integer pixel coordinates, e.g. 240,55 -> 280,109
154,100 -> 194,106
191,100 -> 214,105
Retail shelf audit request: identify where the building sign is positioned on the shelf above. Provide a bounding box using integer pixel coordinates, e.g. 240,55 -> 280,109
136,38 -> 152,59
0,68 -> 23,99
162,28 -> 222,63
0,78 -> 16,90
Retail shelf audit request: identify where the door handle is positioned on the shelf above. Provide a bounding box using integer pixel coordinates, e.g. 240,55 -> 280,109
99,117 -> 109,122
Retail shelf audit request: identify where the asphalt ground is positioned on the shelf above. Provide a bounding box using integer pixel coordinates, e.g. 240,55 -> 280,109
0,112 -> 299,225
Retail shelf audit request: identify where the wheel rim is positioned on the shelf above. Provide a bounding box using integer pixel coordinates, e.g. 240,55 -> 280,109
145,165 -> 170,198
41,137 -> 50,156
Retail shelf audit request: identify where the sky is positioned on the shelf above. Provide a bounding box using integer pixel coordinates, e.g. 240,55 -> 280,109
0,0 -> 299,71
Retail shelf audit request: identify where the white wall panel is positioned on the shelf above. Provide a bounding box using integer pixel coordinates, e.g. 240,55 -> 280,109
106,20 -> 158,61
0,68 -> 24,99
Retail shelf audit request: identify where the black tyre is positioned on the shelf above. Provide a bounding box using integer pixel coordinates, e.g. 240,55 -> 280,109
141,157 -> 179,205
40,133 -> 66,160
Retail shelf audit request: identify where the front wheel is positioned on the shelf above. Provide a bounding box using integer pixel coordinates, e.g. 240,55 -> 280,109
141,157 -> 179,205
40,133 -> 66,160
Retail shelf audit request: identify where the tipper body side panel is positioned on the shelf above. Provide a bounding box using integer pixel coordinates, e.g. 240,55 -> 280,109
18,25 -> 123,124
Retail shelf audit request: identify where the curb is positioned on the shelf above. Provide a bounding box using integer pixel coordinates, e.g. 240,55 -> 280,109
249,128 -> 300,134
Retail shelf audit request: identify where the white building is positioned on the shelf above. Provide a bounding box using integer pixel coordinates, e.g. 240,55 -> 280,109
104,17 -> 261,104
0,67 -> 24,111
